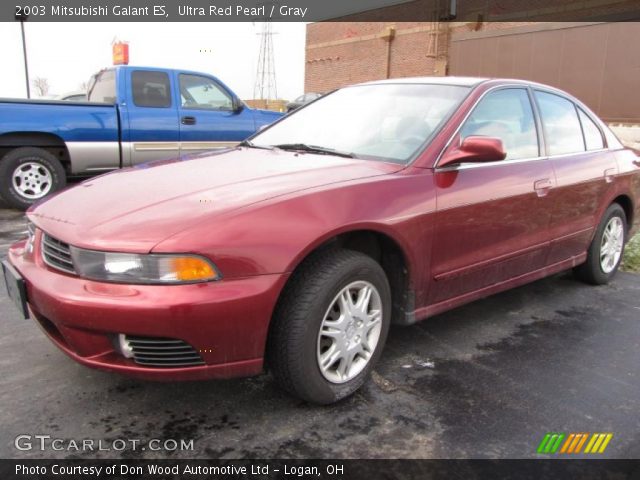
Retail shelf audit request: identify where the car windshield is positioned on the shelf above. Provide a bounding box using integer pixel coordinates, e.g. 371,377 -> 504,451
251,83 -> 470,164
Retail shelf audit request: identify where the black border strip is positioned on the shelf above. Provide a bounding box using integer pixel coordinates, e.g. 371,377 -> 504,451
2,459 -> 640,480
4,0 -> 640,22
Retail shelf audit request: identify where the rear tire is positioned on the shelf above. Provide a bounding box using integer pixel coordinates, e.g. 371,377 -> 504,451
574,203 -> 627,285
0,147 -> 66,210
268,249 -> 391,404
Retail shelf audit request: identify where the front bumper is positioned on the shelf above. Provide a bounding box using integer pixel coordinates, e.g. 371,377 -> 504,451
7,235 -> 288,381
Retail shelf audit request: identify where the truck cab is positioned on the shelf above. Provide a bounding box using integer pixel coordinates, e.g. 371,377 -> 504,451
89,65 -> 282,164
0,65 -> 282,209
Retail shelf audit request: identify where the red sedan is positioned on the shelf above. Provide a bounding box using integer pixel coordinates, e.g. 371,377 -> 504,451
3,77 -> 639,404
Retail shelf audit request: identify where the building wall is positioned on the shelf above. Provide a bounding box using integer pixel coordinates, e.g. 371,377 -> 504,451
305,23 -> 442,94
449,22 -> 640,123
305,1 -> 640,122
244,99 -> 287,113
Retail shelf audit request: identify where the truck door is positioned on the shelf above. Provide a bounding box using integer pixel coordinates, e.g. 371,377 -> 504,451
176,72 -> 256,157
124,69 -> 180,165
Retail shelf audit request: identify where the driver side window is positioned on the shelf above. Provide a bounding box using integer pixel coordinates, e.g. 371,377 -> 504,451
179,74 -> 233,110
461,88 -> 539,161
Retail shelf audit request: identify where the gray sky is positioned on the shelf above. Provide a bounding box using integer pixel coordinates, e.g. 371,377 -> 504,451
0,22 -> 306,100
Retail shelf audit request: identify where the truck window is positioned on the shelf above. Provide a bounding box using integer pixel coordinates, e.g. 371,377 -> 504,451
88,70 -> 116,103
132,71 -> 172,108
179,74 -> 233,110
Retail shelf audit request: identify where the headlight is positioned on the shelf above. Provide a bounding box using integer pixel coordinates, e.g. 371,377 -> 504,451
69,248 -> 220,284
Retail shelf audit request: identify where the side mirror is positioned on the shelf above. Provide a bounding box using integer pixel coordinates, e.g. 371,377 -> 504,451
232,97 -> 245,113
439,136 -> 506,167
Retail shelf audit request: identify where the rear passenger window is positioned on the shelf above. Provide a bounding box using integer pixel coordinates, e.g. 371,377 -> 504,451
88,70 -> 116,103
461,88 -> 539,161
534,91 -> 584,156
132,71 -> 171,108
578,109 -> 605,151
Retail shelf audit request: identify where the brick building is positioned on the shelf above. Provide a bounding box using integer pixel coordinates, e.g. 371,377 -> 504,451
305,1 -> 640,123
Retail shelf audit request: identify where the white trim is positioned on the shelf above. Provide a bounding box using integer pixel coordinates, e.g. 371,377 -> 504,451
133,142 -> 180,152
180,141 -> 239,150
131,141 -> 239,151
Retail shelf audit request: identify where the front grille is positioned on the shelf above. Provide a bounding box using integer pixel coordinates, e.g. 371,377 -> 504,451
124,335 -> 205,367
41,233 -> 76,274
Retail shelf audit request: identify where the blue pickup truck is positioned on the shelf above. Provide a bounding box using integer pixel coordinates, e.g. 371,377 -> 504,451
0,65 -> 283,209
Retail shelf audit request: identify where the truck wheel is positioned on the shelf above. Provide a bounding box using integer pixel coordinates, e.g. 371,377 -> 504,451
574,203 -> 627,285
0,147 -> 66,210
268,249 -> 391,404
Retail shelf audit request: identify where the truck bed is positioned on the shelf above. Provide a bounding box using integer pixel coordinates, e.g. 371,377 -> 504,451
0,98 -> 121,174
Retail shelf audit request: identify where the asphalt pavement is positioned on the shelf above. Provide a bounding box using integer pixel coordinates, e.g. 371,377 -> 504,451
1,207 -> 639,459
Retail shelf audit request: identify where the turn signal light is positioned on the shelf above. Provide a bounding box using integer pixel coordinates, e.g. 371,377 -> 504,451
170,257 -> 217,281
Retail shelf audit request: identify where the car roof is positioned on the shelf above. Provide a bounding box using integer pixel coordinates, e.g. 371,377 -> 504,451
358,76 -> 489,87
355,76 -> 582,97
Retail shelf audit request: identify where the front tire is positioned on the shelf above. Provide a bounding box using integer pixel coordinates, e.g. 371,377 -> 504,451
574,203 -> 627,285
268,249 -> 391,404
0,147 -> 66,210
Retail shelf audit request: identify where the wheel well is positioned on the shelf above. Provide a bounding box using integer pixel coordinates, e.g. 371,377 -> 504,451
0,133 -> 71,174
343,231 -> 413,323
287,230 -> 413,325
612,195 -> 634,230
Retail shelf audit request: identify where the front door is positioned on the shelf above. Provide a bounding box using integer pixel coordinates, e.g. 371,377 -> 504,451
429,87 -> 555,305
177,73 -> 256,157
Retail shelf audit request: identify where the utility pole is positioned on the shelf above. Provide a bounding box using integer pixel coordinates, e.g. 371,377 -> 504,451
15,13 -> 30,98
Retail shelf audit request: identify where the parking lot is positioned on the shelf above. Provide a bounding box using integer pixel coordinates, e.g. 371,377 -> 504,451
1,204 -> 639,460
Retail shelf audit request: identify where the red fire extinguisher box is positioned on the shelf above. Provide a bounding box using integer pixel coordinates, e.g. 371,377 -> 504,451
112,42 -> 129,65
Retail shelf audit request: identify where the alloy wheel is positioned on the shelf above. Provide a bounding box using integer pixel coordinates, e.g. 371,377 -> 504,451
12,162 -> 53,200
316,281 -> 383,384
600,216 -> 624,273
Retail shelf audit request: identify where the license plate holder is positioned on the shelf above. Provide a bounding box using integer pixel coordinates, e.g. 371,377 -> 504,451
2,259 -> 29,319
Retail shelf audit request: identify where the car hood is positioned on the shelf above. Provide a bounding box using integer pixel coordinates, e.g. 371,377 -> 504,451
29,148 -> 403,252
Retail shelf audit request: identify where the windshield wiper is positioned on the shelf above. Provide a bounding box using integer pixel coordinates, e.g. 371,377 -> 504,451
273,143 -> 356,159
238,140 -> 274,150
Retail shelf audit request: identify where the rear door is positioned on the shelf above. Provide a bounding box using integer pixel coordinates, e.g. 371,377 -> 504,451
124,69 -> 180,165
176,72 -> 256,156
429,87 -> 556,305
533,90 -> 618,264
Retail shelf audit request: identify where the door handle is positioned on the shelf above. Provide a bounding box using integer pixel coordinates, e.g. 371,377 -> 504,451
181,116 -> 197,125
534,178 -> 553,197
604,168 -> 616,183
